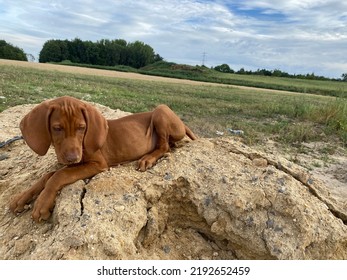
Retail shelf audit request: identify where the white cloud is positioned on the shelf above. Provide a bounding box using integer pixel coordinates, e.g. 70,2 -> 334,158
0,0 -> 346,77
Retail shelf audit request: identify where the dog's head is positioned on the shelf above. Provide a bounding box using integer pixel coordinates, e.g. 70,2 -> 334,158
20,96 -> 108,165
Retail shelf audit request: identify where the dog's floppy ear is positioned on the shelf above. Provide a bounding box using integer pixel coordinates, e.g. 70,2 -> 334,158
20,100 -> 53,156
82,103 -> 108,155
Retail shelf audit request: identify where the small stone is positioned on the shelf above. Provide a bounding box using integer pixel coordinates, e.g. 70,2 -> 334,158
13,238 -> 32,256
113,205 -> 125,212
245,216 -> 254,226
251,176 -> 258,182
204,197 -> 212,206
164,172 -> 173,180
307,178 -> 314,185
163,245 -> 171,254
0,154 -> 9,161
274,225 -> 283,232
277,178 -> 286,186
266,219 -> 274,229
174,228 -> 182,234
252,158 -> 268,167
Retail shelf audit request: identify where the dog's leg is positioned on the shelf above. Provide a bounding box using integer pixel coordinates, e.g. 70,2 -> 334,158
137,105 -> 188,171
137,134 -> 169,171
31,161 -> 107,222
10,171 -> 55,214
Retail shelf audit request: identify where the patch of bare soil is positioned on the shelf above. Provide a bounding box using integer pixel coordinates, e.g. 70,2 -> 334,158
254,139 -> 347,208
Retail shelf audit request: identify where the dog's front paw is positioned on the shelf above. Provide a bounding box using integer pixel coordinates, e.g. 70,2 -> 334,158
10,192 -> 33,214
31,192 -> 55,222
137,155 -> 156,172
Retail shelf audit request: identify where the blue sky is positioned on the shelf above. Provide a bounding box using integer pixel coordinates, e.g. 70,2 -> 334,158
0,0 -> 346,78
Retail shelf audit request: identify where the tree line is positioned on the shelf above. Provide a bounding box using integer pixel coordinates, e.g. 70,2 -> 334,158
0,40 -> 27,61
1,39 -> 346,81
39,38 -> 163,68
214,63 -> 346,81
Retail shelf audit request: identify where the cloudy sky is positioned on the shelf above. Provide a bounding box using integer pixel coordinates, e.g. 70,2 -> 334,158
1,0 -> 346,78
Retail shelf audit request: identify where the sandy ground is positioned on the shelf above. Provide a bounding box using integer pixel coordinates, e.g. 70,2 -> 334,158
256,140 -> 347,205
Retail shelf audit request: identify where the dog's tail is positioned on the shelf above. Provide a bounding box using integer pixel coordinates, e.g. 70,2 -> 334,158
185,125 -> 197,140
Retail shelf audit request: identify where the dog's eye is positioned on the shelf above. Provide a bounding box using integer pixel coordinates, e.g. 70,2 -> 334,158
53,126 -> 63,132
77,125 -> 86,131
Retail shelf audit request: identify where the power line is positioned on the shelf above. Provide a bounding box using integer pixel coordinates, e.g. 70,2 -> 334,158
202,52 -> 207,66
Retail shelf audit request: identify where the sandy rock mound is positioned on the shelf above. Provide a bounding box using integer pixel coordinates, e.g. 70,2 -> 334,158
0,103 -> 346,260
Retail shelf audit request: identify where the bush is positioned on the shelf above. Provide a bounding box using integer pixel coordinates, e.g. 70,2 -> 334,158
0,40 -> 27,61
214,64 -> 234,73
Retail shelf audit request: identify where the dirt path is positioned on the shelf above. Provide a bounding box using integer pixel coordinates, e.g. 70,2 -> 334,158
0,59 -> 320,97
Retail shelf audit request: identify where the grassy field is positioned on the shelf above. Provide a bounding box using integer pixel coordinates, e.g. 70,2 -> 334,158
1,63 -> 346,148
57,60 -> 347,98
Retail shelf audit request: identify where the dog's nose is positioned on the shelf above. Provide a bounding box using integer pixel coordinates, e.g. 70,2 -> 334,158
65,152 -> 80,164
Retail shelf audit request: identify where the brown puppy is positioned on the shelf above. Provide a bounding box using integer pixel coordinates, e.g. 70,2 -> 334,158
10,96 -> 197,222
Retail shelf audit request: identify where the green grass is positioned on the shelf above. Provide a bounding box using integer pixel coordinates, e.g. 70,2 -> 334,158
57,60 -> 347,98
1,64 -> 346,147
56,60 -> 137,73
140,62 -> 347,98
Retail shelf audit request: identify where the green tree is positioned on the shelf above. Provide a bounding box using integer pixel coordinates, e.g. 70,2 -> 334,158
113,39 -> 128,65
39,40 -> 68,62
68,38 -> 87,63
214,63 -> 234,73
237,67 -> 245,74
0,40 -> 27,61
341,73 -> 347,82
127,41 -> 157,68
85,40 -> 99,65
96,39 -> 125,66
39,38 -> 163,67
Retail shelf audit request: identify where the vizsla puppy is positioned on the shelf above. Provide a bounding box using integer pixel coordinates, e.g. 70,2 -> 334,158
10,96 -> 197,222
